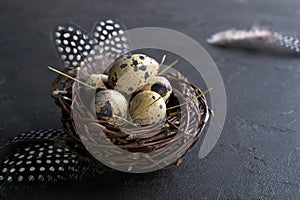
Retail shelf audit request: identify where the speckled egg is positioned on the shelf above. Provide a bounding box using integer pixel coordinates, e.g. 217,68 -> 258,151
86,74 -> 108,90
137,76 -> 172,102
129,91 -> 166,125
108,54 -> 160,95
95,89 -> 128,121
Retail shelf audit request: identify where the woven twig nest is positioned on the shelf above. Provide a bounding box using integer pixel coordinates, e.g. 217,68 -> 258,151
51,66 -> 210,172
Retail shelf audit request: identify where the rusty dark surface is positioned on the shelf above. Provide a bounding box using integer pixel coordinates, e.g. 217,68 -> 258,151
1,0 -> 300,199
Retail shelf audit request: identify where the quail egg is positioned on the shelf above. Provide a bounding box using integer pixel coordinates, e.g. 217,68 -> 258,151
129,91 -> 166,125
108,54 -> 160,95
137,76 -> 172,102
86,74 -> 108,90
95,89 -> 128,121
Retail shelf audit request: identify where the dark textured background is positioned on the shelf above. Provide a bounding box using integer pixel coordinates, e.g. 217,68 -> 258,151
1,0 -> 300,199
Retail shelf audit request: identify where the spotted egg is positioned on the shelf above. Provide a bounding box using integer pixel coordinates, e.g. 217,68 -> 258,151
95,89 -> 128,121
108,54 -> 160,95
86,74 -> 108,90
129,91 -> 166,125
137,76 -> 172,102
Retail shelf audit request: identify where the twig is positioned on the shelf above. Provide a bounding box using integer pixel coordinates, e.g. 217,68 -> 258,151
48,66 -> 95,89
159,59 -> 179,75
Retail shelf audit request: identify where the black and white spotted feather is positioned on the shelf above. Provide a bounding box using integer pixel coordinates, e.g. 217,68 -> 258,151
0,19 -> 129,192
273,32 -> 300,52
207,26 -> 300,53
0,129 -> 106,192
52,19 -> 129,76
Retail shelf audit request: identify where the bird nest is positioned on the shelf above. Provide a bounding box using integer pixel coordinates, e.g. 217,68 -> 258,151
51,69 -> 210,171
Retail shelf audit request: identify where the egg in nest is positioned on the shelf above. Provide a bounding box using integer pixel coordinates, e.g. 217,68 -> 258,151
137,76 -> 172,102
108,54 -> 160,95
95,89 -> 128,121
129,90 -> 166,126
86,74 -> 108,90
